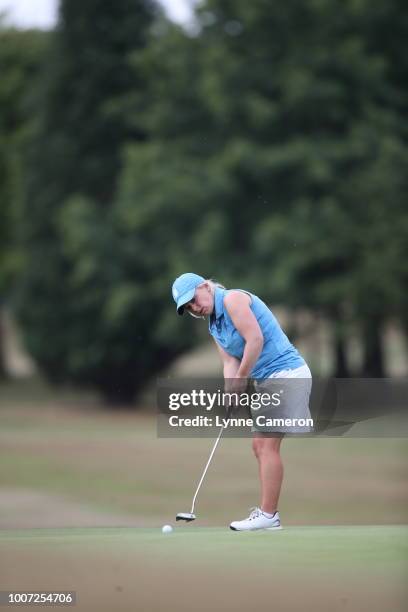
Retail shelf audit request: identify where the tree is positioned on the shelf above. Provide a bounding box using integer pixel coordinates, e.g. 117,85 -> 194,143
14,1 -> 172,401
0,25 -> 49,377
190,0 -> 408,375
12,0 -> 408,395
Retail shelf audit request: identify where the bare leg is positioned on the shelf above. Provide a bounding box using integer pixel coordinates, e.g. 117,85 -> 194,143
252,435 -> 284,514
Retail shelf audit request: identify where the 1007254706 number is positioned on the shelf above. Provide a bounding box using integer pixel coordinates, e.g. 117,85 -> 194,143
0,592 -> 76,606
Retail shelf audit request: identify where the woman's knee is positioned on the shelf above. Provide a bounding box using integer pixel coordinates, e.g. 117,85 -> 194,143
252,437 -> 262,458
252,435 -> 282,458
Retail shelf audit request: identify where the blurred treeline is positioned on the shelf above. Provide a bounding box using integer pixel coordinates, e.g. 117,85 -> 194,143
0,0 -> 407,402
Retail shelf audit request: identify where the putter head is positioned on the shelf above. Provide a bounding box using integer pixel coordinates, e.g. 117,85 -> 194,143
176,512 -> 196,522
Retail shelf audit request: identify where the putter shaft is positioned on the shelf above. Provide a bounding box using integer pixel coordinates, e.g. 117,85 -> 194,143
190,421 -> 228,515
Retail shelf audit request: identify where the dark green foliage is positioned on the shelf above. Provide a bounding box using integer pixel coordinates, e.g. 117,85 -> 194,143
5,0 -> 408,396
193,0 -> 408,374
0,26 -> 49,377
0,27 -> 49,294
14,1 -> 201,401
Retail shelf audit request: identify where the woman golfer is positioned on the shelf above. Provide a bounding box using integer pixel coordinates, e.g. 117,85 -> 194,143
172,272 -> 312,531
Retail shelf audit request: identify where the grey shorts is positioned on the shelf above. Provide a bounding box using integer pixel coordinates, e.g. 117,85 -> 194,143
251,364 -> 313,434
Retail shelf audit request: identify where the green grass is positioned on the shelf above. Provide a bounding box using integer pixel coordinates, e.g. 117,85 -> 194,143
1,384 -> 407,611
1,525 -> 406,572
0,401 -> 407,524
1,526 -> 406,612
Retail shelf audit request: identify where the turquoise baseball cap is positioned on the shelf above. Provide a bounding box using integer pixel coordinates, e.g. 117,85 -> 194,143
172,273 -> 205,315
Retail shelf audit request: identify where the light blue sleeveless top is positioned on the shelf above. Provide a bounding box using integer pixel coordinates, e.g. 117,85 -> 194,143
208,287 -> 305,378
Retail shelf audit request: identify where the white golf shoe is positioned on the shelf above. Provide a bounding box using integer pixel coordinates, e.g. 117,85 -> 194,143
230,507 -> 282,531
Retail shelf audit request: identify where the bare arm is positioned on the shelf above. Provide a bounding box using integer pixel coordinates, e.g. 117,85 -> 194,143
213,339 -> 241,378
223,291 -> 264,378
213,339 -> 243,407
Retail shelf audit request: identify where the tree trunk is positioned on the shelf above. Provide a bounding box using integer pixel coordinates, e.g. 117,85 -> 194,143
361,316 -> 385,377
334,334 -> 349,377
0,307 -> 8,379
329,306 -> 350,377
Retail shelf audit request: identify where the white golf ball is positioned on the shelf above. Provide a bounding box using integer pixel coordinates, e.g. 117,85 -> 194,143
162,524 -> 173,534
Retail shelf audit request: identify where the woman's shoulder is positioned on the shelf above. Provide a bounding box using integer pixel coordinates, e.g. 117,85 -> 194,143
223,289 -> 253,310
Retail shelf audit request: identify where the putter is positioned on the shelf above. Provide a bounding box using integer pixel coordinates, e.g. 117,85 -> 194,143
176,406 -> 232,522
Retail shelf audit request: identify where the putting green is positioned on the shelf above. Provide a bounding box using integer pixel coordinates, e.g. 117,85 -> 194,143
2,525 -> 406,570
1,526 -> 406,612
